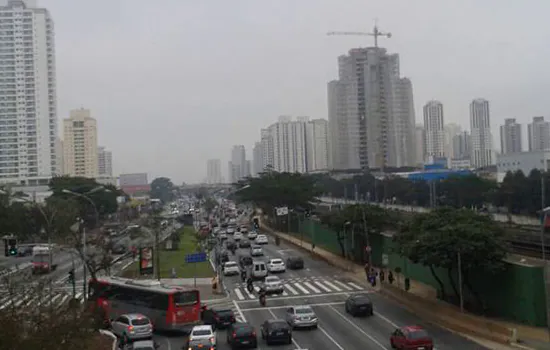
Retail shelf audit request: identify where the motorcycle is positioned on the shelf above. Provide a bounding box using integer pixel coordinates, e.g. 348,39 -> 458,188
259,293 -> 266,306
247,279 -> 254,293
241,271 -> 247,282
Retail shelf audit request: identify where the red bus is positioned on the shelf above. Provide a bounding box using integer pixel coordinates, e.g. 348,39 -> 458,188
88,277 -> 201,332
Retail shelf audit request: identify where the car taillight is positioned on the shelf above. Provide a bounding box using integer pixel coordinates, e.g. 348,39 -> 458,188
231,316 -> 235,322
209,337 -> 214,343
232,332 -> 237,338
214,316 -> 219,321
251,331 -> 256,336
102,300 -> 108,307
128,325 -> 134,332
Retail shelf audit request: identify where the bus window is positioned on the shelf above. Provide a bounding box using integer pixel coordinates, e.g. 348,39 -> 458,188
173,291 -> 199,306
151,294 -> 169,309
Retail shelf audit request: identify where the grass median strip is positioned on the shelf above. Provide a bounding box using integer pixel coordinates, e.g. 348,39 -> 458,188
121,226 -> 214,278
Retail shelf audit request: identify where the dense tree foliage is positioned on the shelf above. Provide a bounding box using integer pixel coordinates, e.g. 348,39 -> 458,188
234,171 -> 322,214
150,177 -> 175,203
318,169 -> 550,215
393,208 -> 507,309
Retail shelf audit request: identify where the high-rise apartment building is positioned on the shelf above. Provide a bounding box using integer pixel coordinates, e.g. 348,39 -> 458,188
267,116 -> 307,173
62,108 -> 98,178
452,131 -> 471,160
423,101 -> 445,159
97,146 -> 112,176
229,145 -> 246,183
470,98 -> 494,168
305,119 -> 329,172
444,123 -> 462,160
252,142 -> 263,176
327,47 -> 416,171
206,159 -> 222,184
528,116 -> 550,151
260,129 -> 273,171
0,0 -> 58,184
414,125 -> 425,166
500,118 -> 522,154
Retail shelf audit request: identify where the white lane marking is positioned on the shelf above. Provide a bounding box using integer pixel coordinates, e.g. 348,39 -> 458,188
234,288 -> 245,301
58,294 -> 70,308
232,299 -> 247,322
303,282 -> 321,293
374,311 -> 400,328
284,284 -> 299,295
327,305 -> 389,350
244,287 -> 255,299
75,292 -> 82,300
293,283 -> 310,294
267,308 -> 303,349
282,290 -> 289,296
317,324 -> 345,350
241,302 -> 344,312
235,291 -> 370,303
164,335 -> 172,350
348,282 -> 363,290
50,293 -> 63,305
323,280 -> 342,292
333,280 -> 353,290
313,281 -> 331,292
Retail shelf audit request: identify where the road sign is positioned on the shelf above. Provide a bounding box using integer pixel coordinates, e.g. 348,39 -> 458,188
185,252 -> 207,263
365,246 -> 372,253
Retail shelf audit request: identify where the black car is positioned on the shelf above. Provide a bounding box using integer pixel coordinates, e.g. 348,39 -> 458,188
286,256 -> 304,270
239,239 -> 251,248
184,338 -> 215,350
202,307 -> 236,329
239,254 -> 253,269
260,319 -> 292,345
345,293 -> 373,316
218,251 -> 230,264
226,322 -> 258,349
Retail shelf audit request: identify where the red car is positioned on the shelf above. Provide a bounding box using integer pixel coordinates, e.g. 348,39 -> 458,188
390,325 -> 434,350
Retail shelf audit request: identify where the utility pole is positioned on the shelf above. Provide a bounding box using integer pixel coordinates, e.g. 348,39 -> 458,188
82,225 -> 87,302
457,251 -> 464,313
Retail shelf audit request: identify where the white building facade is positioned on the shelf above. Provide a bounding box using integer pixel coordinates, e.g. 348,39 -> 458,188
62,108 -> 98,178
414,125 -> 425,166
423,100 -> 445,159
496,151 -> 550,182
206,158 -> 222,184
97,146 -> 112,177
267,116 -> 307,173
0,0 -> 58,185
252,142 -> 262,176
305,119 -> 329,172
528,116 -> 550,151
470,98 -> 494,168
500,118 -> 522,155
229,145 -> 246,183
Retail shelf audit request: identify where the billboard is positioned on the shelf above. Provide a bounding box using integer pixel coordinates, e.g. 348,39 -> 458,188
121,184 -> 151,196
139,246 -> 154,275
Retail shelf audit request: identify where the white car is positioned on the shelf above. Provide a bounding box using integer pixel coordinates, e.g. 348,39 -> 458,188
250,245 -> 263,256
267,258 -> 286,273
262,276 -> 284,294
189,325 -> 216,347
247,231 -> 258,240
255,234 -> 268,245
219,232 -> 228,240
233,232 -> 243,241
227,227 -> 235,234
223,261 -> 240,276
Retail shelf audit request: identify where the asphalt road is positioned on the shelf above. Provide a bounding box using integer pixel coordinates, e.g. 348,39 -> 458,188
153,231 -> 488,350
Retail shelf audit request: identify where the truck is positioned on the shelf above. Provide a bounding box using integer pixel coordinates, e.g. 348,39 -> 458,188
31,245 -> 60,274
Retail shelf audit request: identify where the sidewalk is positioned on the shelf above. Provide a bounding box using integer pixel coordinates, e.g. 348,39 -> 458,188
259,219 -> 549,350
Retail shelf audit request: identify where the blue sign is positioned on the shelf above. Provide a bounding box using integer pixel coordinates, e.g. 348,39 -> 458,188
185,252 -> 207,263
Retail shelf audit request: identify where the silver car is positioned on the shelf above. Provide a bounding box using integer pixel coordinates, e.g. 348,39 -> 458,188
111,313 -> 153,343
262,276 -> 284,294
285,306 -> 318,329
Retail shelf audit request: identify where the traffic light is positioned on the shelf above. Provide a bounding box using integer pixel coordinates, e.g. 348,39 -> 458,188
253,218 -> 259,229
8,239 -> 17,256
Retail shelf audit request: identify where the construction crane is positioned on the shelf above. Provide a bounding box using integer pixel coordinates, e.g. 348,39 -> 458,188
327,24 -> 392,48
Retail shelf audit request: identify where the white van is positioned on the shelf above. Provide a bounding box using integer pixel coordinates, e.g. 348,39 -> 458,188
251,260 -> 267,279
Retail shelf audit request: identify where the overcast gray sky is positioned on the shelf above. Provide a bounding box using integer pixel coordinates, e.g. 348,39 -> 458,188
41,0 -> 550,184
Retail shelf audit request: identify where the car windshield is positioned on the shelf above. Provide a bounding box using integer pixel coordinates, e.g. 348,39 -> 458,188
215,309 -> 233,316
353,297 -> 371,304
266,277 -> 279,283
295,307 -> 313,314
131,318 -> 150,326
269,321 -> 288,330
235,326 -> 253,336
408,329 -> 430,339
192,330 -> 212,336
225,262 -> 237,267
271,259 -> 282,264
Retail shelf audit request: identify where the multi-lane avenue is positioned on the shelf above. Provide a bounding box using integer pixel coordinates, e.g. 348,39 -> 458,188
153,231 -> 488,350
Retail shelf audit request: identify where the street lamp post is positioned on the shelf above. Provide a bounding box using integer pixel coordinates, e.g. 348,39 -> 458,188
62,186 -> 109,302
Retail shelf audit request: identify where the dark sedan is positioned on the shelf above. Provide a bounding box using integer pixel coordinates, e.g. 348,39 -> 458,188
286,256 -> 304,270
202,307 -> 236,329
345,293 -> 374,316
260,319 -> 292,345
226,322 -> 258,349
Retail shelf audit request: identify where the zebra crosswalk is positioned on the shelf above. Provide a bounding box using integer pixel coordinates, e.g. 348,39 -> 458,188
0,286 -> 86,310
231,276 -> 366,301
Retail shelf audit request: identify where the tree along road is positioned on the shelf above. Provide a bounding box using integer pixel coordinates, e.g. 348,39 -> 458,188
153,231 -> 488,350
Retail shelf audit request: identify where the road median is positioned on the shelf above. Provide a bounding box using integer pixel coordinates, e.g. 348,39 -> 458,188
258,215 -> 523,348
